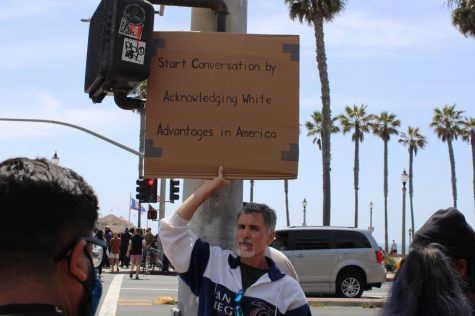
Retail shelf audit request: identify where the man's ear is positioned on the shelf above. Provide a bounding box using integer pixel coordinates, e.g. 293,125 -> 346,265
69,240 -> 90,282
267,231 -> 276,245
454,258 -> 468,277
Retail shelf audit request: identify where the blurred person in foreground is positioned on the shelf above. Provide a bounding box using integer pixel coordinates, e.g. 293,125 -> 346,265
381,207 -> 475,316
0,157 -> 105,316
160,167 -> 310,315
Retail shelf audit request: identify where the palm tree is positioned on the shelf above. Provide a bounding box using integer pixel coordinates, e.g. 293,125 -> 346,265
337,104 -> 374,227
398,127 -> 427,241
305,111 -> 340,150
430,104 -> 464,208
462,117 -> 475,211
448,0 -> 475,37
371,112 -> 400,253
284,0 -> 347,225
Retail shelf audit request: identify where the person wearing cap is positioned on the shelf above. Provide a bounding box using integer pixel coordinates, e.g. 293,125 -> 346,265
382,207 -> 475,316
0,157 -> 104,316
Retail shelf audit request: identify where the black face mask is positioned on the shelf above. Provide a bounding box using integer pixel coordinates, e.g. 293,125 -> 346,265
77,249 -> 103,316
54,236 -> 105,316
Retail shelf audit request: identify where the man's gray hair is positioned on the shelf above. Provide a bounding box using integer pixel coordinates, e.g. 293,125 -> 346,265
237,202 -> 276,231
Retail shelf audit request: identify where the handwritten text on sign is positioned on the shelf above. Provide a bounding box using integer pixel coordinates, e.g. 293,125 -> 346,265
144,32 -> 299,179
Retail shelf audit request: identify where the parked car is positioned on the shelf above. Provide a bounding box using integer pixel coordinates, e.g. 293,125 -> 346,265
270,226 -> 386,298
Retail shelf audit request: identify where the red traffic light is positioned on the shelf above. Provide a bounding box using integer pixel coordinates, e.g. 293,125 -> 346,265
147,179 -> 155,186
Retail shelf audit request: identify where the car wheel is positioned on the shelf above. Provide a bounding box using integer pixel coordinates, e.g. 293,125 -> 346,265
337,273 -> 364,298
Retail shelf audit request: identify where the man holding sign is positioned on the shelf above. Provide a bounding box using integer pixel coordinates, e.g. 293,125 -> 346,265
159,167 -> 310,315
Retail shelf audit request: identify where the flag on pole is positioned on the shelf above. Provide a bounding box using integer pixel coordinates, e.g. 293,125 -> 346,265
130,197 -> 146,213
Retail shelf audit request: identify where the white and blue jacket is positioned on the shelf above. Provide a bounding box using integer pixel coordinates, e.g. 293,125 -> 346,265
160,214 -> 312,316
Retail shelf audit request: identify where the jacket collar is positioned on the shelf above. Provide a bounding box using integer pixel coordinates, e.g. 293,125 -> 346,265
228,254 -> 285,282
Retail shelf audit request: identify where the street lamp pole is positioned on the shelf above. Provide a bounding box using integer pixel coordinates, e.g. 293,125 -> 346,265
401,169 -> 408,258
302,198 -> 307,226
368,201 -> 374,233
408,227 -> 413,246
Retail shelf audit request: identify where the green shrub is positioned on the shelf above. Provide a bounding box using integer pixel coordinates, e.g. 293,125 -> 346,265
384,256 -> 397,272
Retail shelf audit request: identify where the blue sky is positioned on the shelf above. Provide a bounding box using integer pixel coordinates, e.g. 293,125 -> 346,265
1,0 -> 474,250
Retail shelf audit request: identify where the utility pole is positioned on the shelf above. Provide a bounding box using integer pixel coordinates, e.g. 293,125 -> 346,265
176,3 -> 247,315
137,108 -> 146,228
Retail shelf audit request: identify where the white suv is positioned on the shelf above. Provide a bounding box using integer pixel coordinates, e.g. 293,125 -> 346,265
270,226 -> 386,298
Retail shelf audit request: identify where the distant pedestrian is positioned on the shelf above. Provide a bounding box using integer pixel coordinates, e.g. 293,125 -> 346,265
109,232 -> 121,273
381,208 -> 475,316
103,227 -> 112,267
120,227 -> 132,268
390,240 -> 397,257
95,229 -> 107,279
127,228 -> 145,280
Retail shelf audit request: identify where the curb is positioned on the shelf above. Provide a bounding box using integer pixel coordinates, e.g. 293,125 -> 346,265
307,297 -> 385,308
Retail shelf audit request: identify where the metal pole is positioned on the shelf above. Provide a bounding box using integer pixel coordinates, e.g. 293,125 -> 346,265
368,202 -> 374,233
284,180 -> 290,226
303,205 -> 307,226
250,180 -> 254,202
159,179 -> 166,220
0,117 -> 142,157
177,2 -> 247,315
402,183 -> 407,257
137,109 -> 146,228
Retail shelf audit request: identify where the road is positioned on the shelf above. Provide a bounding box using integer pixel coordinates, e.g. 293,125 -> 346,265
96,270 -> 387,315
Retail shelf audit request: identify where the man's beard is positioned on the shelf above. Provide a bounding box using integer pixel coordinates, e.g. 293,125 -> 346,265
77,267 -> 95,316
237,239 -> 255,258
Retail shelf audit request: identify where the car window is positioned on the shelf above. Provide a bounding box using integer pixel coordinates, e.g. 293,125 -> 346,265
293,230 -> 332,250
272,231 -> 290,250
335,231 -> 371,249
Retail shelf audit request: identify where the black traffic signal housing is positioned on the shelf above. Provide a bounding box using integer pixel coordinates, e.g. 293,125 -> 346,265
136,178 -> 157,203
147,205 -> 157,220
169,179 -> 180,203
84,0 -> 154,110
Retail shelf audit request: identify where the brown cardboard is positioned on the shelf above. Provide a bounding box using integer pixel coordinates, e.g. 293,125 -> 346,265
144,31 -> 299,179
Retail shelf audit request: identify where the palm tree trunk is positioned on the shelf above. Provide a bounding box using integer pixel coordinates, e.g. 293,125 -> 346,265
447,138 -> 458,208
471,131 -> 475,213
354,136 -> 360,227
409,149 -> 415,237
383,141 -> 388,253
313,13 -> 332,226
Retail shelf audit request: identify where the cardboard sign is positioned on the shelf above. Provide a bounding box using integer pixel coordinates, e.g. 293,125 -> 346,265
144,32 -> 299,179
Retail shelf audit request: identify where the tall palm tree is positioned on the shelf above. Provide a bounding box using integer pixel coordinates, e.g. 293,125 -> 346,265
462,117 -> 475,211
398,127 -> 427,241
430,104 -> 464,208
337,104 -> 374,227
284,0 -> 347,226
371,112 -> 400,253
448,0 -> 475,37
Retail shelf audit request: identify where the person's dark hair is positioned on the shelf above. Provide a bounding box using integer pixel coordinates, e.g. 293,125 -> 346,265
381,243 -> 472,316
0,157 -> 98,265
237,203 -> 276,231
95,230 -> 104,240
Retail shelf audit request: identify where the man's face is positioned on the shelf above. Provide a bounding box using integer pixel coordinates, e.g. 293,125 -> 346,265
236,213 -> 275,260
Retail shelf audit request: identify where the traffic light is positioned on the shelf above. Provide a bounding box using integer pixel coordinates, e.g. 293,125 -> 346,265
136,178 -> 157,203
169,179 -> 180,203
147,205 -> 157,220
84,0 -> 154,109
